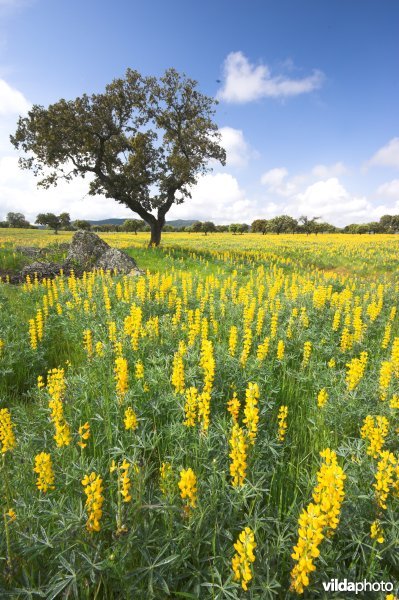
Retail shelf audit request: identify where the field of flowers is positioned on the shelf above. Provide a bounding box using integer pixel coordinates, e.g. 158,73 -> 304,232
1,230 -> 399,599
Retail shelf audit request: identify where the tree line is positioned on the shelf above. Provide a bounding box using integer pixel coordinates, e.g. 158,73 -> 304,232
2,211 -> 399,235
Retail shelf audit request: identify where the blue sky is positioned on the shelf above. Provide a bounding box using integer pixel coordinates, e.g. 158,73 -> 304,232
0,0 -> 398,225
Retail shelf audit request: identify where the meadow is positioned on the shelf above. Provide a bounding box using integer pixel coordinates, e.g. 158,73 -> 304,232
1,230 -> 399,599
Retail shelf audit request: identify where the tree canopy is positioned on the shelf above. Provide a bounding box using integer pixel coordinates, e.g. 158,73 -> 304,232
11,68 -> 226,246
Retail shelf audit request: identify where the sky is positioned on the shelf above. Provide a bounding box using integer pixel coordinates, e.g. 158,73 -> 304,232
0,0 -> 398,226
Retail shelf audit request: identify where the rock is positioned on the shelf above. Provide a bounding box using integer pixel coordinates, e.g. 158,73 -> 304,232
16,246 -> 45,257
64,230 -> 110,270
95,247 -> 143,275
21,261 -> 62,279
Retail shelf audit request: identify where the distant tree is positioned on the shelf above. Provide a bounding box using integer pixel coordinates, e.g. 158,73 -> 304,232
163,224 -> 176,232
298,215 -> 321,235
7,212 -> 30,228
379,214 -> 399,233
251,219 -> 270,234
367,221 -> 384,234
122,219 -> 144,234
59,212 -> 71,229
229,223 -> 239,234
35,212 -> 62,234
202,221 -> 216,235
191,221 -> 203,233
230,223 -> 248,234
11,68 -> 226,247
0,221 -> 9,228
269,215 -> 298,234
73,219 -> 91,231
215,224 -> 229,232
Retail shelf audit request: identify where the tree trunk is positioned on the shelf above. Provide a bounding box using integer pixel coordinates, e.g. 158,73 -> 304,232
149,220 -> 162,246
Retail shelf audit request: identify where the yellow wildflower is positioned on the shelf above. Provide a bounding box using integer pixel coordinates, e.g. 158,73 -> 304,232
232,527 -> 256,591
33,452 -> 55,492
124,406 -> 138,431
0,408 -> 16,453
178,468 -> 197,512
82,472 -> 104,532
229,424 -> 248,487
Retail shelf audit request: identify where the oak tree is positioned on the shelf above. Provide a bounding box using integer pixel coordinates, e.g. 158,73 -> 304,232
11,68 -> 226,246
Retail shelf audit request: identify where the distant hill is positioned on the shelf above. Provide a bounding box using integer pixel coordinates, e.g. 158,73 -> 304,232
88,218 -> 197,229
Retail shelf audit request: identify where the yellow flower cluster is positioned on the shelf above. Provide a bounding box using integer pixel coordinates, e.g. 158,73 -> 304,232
360,415 -> 389,458
0,408 -> 16,453
110,459 -> 132,503
256,336 -> 270,361
33,452 -> 55,492
159,461 -> 173,496
379,361 -> 392,401
243,382 -> 260,444
228,325 -> 238,356
374,450 -> 396,510
114,356 -> 129,400
391,337 -> 399,377
370,519 -> 384,544
29,318 -> 38,349
81,472 -> 104,532
178,468 -> 197,513
171,348 -> 185,394
47,368 -> 71,447
183,387 -> 198,427
135,359 -> 144,380
277,339 -> 285,361
198,339 -> 215,431
77,422 -> 90,449
124,406 -> 138,431
83,329 -> 93,357
227,391 -> 240,423
302,341 -> 312,367
232,527 -> 256,591
277,405 -> 288,441
345,351 -> 368,391
0,338 -> 4,354
317,388 -> 328,408
229,423 -> 248,487
240,327 -> 252,366
290,449 -> 346,594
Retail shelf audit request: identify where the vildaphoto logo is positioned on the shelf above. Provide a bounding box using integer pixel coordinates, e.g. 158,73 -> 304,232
322,579 -> 395,594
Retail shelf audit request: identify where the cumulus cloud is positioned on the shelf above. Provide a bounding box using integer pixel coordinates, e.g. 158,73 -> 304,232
368,138 -> 399,169
0,79 -> 30,115
311,162 -> 348,178
217,51 -> 324,103
219,126 -> 252,168
260,167 -> 298,197
376,179 -> 399,199
0,155 -> 133,222
168,172 -> 258,223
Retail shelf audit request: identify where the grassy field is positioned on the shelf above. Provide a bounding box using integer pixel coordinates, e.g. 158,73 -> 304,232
1,230 -> 399,598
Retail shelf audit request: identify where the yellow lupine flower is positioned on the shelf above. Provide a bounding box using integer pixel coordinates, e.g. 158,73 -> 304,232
360,415 -> 389,458
229,424 -> 248,487
302,341 -> 312,367
277,405 -> 288,441
77,422 -> 90,449
178,468 -> 197,512
160,461 -> 173,495
228,325 -> 238,356
33,452 -> 55,492
134,359 -> 144,380
277,339 -> 285,361
345,352 -> 368,391
379,361 -> 392,401
370,520 -> 384,544
232,527 -> 256,591
82,472 -> 104,532
227,391 -> 240,423
83,329 -> 93,357
374,450 -> 396,510
124,407 -> 138,431
183,387 -> 198,427
243,382 -> 259,444
0,408 -> 16,453
317,388 -> 328,408
171,350 -> 185,394
114,356 -> 129,400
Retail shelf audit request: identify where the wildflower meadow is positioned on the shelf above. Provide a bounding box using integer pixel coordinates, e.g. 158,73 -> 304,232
1,230 -> 399,598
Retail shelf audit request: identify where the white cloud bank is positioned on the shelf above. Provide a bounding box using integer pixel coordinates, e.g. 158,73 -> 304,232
368,138 -> 399,169
217,51 -> 324,103
219,126 -> 252,168
0,78 -> 30,115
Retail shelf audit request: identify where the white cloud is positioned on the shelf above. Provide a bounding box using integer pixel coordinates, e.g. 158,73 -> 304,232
0,155 -> 134,222
311,162 -> 348,178
376,179 -> 399,199
219,126 -> 252,168
368,138 -> 399,169
169,172 -> 257,223
0,79 -> 30,115
260,167 -> 297,197
284,178 -> 394,226
217,51 -> 324,103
